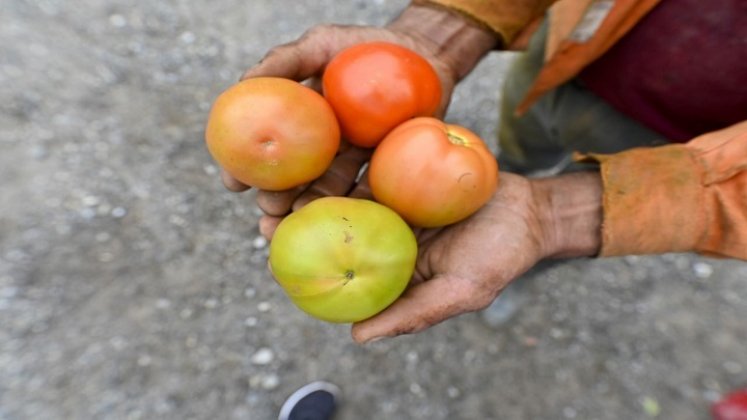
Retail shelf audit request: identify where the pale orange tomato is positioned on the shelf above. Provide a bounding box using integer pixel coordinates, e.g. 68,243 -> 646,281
205,77 -> 340,191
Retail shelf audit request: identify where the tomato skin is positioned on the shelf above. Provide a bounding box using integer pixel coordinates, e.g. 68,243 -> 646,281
205,77 -> 340,191
322,42 -> 441,148
269,197 -> 417,323
369,117 -> 499,228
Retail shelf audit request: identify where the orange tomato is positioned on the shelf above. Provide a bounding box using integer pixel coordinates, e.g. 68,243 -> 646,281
322,42 -> 441,148
205,77 -> 340,191
369,117 -> 499,228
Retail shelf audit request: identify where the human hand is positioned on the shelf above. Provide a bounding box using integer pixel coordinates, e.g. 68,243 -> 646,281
217,4 -> 499,235
351,172 -> 604,343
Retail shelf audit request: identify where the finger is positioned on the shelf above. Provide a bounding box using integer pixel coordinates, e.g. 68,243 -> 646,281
435,87 -> 453,119
432,65 -> 455,118
241,26 -> 339,82
221,169 -> 250,192
259,215 -> 283,239
350,274 -> 493,344
291,146 -> 372,211
256,185 -> 309,217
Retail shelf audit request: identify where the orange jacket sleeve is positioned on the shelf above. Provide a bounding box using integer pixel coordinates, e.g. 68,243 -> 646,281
579,121 -> 747,259
413,0 -> 555,46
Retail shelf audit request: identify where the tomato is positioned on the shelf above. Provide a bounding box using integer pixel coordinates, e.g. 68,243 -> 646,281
205,77 -> 340,191
369,117 -> 499,228
269,197 -> 417,323
713,389 -> 747,420
322,41 -> 441,148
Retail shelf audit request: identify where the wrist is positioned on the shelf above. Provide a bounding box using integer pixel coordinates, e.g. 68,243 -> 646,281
530,172 -> 603,259
387,3 -> 499,82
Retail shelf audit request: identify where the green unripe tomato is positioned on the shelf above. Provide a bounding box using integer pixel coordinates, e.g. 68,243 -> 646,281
269,197 -> 417,323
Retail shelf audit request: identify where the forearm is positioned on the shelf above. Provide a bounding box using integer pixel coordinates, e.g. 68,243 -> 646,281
387,3 -> 500,82
530,171 -> 603,259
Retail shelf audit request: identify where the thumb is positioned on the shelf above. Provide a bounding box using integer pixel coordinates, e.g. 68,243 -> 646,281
350,274 -> 492,343
241,26 -> 338,82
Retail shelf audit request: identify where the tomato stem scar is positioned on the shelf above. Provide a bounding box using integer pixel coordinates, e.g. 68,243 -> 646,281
447,132 -> 466,146
343,270 -> 355,285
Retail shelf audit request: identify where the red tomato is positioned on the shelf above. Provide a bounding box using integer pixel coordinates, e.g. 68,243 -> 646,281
205,77 -> 340,191
369,117 -> 499,228
322,42 -> 441,148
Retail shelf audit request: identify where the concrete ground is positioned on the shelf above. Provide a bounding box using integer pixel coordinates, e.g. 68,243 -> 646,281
1,0 -> 746,419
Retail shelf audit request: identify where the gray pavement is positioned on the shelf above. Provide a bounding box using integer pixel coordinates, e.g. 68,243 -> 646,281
1,1 -> 746,419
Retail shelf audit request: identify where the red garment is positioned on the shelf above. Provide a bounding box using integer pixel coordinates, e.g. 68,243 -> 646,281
579,0 -> 747,141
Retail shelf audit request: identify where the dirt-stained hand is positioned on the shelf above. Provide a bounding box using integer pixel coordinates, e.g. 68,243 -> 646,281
350,173 -> 551,343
